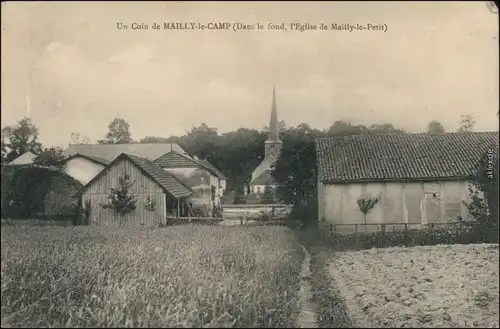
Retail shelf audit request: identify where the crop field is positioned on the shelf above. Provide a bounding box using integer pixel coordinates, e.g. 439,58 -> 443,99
1,224 -> 304,328
329,243 -> 499,328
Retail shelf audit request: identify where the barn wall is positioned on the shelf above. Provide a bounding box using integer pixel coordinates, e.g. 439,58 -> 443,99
82,193 -> 166,227
322,180 -> 472,233
82,158 -> 166,226
64,157 -> 105,185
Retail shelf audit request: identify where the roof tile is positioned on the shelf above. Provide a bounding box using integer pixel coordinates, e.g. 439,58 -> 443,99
120,154 -> 192,198
315,132 -> 499,183
250,169 -> 279,186
63,143 -> 187,163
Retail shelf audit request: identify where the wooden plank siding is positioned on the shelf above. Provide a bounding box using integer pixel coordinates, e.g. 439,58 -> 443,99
82,157 -> 167,226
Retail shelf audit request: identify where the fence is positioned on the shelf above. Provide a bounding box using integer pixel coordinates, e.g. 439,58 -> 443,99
318,221 -> 482,250
221,203 -> 293,220
162,216 -> 223,226
222,204 -> 293,208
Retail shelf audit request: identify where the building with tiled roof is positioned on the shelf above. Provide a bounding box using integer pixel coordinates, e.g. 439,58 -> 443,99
315,132 -> 499,230
62,143 -> 188,162
62,143 -> 188,185
80,153 -> 193,226
154,150 -> 227,214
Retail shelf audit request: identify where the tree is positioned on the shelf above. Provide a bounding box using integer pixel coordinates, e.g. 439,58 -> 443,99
215,128 -> 266,191
264,120 -> 287,134
70,132 -> 91,145
2,118 -> 43,163
184,122 -> 219,159
368,123 -> 404,134
261,184 -> 275,204
273,127 -> 320,225
457,114 -> 476,133
139,136 -> 174,144
100,172 -> 137,221
98,117 -> 133,144
464,150 -> 499,243
1,127 -> 12,163
327,121 -> 363,136
357,195 -> 381,232
427,120 -> 445,134
34,147 -> 65,169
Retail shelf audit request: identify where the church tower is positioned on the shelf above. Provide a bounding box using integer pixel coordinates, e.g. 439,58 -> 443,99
264,87 -> 283,159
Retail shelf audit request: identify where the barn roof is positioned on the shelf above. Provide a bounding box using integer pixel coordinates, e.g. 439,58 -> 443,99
249,169 -> 279,186
64,153 -> 110,165
155,150 -> 226,179
196,158 -> 227,180
62,143 -> 187,163
315,132 -> 499,184
155,151 -> 200,168
8,151 -> 36,165
82,153 -> 192,199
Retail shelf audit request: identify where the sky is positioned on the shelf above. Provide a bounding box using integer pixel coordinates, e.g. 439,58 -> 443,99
1,1 -> 498,148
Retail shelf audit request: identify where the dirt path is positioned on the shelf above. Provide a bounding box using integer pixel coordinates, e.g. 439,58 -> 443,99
296,245 -> 317,328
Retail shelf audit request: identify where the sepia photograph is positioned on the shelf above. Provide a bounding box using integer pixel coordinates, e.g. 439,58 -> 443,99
1,1 -> 499,327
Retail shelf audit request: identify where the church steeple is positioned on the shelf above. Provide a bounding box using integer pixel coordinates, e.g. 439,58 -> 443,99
268,86 -> 280,142
264,87 -> 283,159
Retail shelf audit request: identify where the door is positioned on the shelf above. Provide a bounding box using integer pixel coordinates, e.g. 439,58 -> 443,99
422,192 -> 443,225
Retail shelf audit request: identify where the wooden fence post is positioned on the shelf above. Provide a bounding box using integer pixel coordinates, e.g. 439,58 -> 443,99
404,223 -> 409,246
380,224 -> 386,247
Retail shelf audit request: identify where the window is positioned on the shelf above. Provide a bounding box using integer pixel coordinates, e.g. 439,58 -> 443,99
257,186 -> 261,193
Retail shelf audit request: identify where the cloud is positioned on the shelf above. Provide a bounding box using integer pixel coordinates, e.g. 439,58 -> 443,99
1,2 -> 498,148
107,42 -> 156,64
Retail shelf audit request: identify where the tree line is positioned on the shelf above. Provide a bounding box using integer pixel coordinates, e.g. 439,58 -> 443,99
0,114 -> 478,187
0,113 -> 495,227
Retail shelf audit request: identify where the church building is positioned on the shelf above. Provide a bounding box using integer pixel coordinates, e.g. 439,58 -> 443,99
246,87 -> 283,195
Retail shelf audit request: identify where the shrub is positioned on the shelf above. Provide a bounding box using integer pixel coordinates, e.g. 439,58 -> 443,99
1,164 -> 81,219
464,150 -> 499,243
327,223 -> 478,251
144,195 -> 157,212
99,172 -> 137,218
356,195 -> 381,232
261,184 -> 275,204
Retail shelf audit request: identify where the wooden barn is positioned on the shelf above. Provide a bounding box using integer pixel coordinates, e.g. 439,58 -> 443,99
80,153 -> 193,226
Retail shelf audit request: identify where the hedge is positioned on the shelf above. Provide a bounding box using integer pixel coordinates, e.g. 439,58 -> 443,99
1,164 -> 83,221
321,222 -> 490,251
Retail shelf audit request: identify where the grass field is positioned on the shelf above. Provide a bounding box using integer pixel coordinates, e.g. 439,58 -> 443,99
1,224 -> 305,328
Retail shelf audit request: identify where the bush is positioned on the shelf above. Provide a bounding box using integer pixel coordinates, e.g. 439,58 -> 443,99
463,149 -> 499,243
326,223 -> 479,251
1,164 -> 82,220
